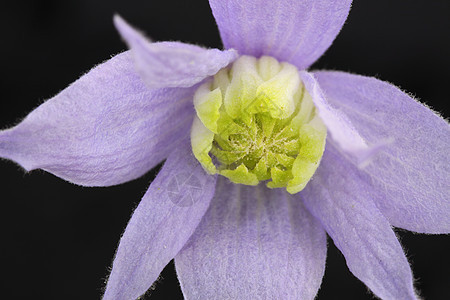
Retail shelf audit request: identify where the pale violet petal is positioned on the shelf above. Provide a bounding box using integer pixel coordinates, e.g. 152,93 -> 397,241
300,71 -> 375,163
103,140 -> 217,300
209,0 -> 352,70
0,51 -> 197,186
114,15 -> 238,88
313,71 -> 450,234
175,177 -> 327,300
300,143 -> 418,300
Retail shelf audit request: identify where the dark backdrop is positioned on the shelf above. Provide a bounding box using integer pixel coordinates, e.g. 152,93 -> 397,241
0,0 -> 449,299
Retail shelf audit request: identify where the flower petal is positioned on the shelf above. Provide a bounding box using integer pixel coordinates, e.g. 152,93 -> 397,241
114,15 -> 238,88
313,71 -> 450,234
300,71 -> 372,161
209,0 -> 352,70
175,177 -> 327,300
300,144 -> 417,300
0,51 -> 197,186
103,140 -> 217,300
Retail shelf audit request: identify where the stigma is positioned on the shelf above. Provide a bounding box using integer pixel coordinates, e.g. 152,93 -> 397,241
190,55 -> 326,194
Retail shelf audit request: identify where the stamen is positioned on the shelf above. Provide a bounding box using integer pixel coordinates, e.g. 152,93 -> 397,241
191,55 -> 327,194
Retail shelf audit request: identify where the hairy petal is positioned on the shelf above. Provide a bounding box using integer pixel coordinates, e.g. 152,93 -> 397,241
313,71 -> 450,234
300,71 -> 374,162
175,177 -> 327,300
104,140 -> 217,300
0,51 -> 197,186
300,144 -> 418,300
114,15 -> 238,89
209,0 -> 352,70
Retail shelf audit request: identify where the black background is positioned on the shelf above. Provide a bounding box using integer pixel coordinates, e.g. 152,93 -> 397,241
1,0 -> 449,299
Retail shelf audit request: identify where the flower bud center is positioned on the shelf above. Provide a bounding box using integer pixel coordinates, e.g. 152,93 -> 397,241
191,55 -> 327,194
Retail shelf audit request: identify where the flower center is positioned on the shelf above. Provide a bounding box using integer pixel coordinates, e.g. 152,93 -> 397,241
191,55 -> 327,194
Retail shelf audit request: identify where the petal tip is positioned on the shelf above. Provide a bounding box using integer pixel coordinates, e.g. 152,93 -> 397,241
356,138 -> 395,168
112,14 -> 128,36
113,14 -> 153,46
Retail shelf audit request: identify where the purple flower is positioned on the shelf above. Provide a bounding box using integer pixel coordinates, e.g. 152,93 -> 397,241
1,1 -> 449,299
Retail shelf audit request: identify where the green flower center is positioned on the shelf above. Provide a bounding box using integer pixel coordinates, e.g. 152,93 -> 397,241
191,55 -> 327,194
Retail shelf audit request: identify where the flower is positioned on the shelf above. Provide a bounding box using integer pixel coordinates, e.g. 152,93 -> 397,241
0,1 -> 449,300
